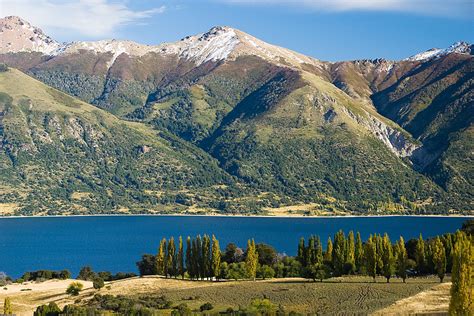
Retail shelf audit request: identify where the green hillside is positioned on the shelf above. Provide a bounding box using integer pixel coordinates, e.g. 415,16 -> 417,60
0,68 -> 236,215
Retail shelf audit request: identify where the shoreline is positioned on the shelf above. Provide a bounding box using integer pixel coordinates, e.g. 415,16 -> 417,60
0,213 -> 472,219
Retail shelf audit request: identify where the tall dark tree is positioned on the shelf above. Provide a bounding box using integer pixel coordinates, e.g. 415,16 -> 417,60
178,236 -> 184,279
365,235 -> 377,282
415,233 -> 426,274
186,236 -> 192,279
333,230 -> 346,276
355,232 -> 364,272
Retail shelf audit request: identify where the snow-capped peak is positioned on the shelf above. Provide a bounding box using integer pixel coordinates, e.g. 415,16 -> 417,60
0,16 -> 63,55
405,41 -> 472,62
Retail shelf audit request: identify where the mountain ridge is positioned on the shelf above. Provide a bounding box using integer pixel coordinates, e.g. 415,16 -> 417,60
0,16 -> 472,216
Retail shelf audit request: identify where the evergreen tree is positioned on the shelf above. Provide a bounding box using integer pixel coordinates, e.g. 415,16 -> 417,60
365,235 -> 377,282
449,231 -> 472,315
156,238 -> 167,276
355,232 -> 364,272
166,237 -> 176,278
3,297 -> 12,315
211,235 -> 221,280
333,230 -> 346,276
178,236 -> 184,279
381,233 -> 395,283
186,236 -> 192,279
395,236 -> 408,283
245,239 -> 258,281
298,237 -> 305,265
415,233 -> 426,274
324,237 -> 333,263
432,236 -> 446,283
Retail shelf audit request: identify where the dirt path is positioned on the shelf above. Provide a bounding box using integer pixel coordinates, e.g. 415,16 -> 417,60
372,282 -> 451,315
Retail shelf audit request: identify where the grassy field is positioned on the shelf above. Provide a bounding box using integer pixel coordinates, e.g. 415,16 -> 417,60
0,275 -> 450,315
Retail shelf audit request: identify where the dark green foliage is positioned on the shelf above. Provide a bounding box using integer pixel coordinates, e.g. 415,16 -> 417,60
93,277 -> 104,290
33,302 -> 61,316
0,63 -> 8,72
77,266 -> 95,281
137,254 -> 156,276
20,270 -> 70,281
199,302 -> 214,312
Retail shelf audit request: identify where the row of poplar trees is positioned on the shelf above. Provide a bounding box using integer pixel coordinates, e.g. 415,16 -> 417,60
298,230 -> 472,314
155,235 -> 259,281
298,230 -> 466,284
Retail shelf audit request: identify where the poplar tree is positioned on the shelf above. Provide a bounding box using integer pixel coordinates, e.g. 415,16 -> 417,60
432,236 -> 446,283
196,235 -> 203,280
324,237 -> 333,263
191,237 -> 199,280
449,231 -> 472,314
3,297 -> 12,315
166,237 -> 176,278
202,235 -> 211,280
315,236 -> 323,265
186,236 -> 192,279
178,236 -> 184,279
245,239 -> 258,281
333,230 -> 346,276
307,236 -> 316,266
381,233 -> 394,283
211,235 -> 221,280
365,235 -> 377,282
346,231 -> 355,266
395,236 -> 408,283
298,237 -> 305,265
375,234 -> 384,274
415,233 -> 426,274
156,238 -> 167,276
355,232 -> 364,272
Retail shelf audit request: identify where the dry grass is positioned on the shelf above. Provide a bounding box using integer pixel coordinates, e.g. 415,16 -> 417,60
0,276 -> 450,315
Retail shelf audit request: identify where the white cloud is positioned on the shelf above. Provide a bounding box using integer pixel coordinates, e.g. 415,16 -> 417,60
0,0 -> 166,38
219,0 -> 472,17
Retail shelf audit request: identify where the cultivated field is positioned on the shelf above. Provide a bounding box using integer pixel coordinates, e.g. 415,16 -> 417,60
0,275 -> 450,315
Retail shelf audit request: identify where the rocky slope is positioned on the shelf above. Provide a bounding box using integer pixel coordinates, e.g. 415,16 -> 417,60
0,16 -> 472,215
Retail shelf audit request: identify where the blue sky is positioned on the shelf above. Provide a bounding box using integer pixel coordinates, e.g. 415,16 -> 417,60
2,0 -> 473,61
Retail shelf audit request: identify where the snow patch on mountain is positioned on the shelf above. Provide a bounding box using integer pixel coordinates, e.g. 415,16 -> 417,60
405,41 -> 472,62
0,16 -> 63,55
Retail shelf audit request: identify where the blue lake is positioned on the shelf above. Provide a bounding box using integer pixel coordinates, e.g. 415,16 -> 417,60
0,215 -> 470,278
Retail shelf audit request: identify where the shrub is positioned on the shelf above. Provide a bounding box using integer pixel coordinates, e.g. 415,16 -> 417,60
0,64 -> 8,72
93,277 -> 104,290
77,266 -> 96,281
66,282 -> 83,296
33,302 -> 61,316
257,265 -> 275,280
200,302 -> 214,312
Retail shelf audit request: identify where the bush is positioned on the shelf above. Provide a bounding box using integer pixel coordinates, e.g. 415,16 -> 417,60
257,265 -> 275,279
77,266 -> 96,281
66,282 -> 83,296
200,302 -> 214,312
34,302 -> 61,316
0,64 -> 8,72
172,303 -> 192,316
225,262 -> 247,280
136,254 -> 156,276
93,277 -> 104,290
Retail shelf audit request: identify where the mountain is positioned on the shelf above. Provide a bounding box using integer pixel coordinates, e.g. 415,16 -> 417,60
0,16 -> 472,216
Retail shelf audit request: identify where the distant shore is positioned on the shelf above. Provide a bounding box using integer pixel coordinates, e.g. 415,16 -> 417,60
0,213 -> 472,219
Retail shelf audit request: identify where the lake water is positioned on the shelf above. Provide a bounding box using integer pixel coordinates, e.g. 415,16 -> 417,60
0,215 -> 470,278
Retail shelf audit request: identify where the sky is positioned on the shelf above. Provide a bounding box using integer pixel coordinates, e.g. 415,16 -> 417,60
1,0 -> 473,61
